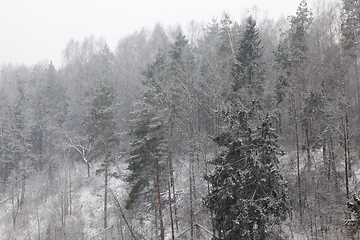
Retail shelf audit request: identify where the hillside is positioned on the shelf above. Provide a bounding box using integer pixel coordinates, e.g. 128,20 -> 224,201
2,0 -> 360,239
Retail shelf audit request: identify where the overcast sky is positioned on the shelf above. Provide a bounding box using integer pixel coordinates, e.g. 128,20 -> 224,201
1,0 -> 325,68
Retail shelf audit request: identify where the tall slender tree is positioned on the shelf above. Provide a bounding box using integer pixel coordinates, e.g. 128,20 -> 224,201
274,0 -> 313,221
341,0 -> 360,112
82,44 -> 119,230
232,16 -> 265,107
126,50 -> 171,240
169,31 -> 199,239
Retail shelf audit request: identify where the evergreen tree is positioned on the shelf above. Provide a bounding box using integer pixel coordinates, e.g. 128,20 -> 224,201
274,0 -> 313,221
30,62 -> 68,172
169,32 -> 188,63
341,0 -> 360,199
82,44 -> 119,230
126,50 -> 169,240
204,109 -> 290,240
345,194 -> 360,236
232,16 -> 265,105
341,0 -> 360,59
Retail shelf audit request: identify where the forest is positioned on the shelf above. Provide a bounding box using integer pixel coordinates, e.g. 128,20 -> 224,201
2,0 -> 360,239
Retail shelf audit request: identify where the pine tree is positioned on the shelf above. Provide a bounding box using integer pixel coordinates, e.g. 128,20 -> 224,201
341,0 -> 360,189
204,109 -> 290,240
232,16 -> 265,105
126,50 -> 169,240
82,44 -> 119,230
274,0 -> 313,221
341,0 -> 360,60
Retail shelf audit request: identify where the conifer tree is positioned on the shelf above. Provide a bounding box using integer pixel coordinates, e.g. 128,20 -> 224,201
341,0 -> 360,89
232,16 -> 265,106
126,50 -> 169,240
82,44 -> 119,230
274,0 -> 313,221
204,109 -> 290,240
204,16 -> 290,239
30,62 -> 68,172
341,0 -> 360,189
345,194 -> 360,236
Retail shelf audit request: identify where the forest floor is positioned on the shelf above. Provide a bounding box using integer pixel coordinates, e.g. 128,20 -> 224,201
0,148 -> 355,239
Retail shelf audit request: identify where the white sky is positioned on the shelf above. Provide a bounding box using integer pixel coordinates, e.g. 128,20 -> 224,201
0,0 -> 315,68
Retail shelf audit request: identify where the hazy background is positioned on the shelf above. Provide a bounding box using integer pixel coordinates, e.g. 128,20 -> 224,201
0,0 -> 305,67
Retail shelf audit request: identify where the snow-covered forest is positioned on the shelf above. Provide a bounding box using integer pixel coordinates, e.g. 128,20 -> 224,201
2,0 -> 360,239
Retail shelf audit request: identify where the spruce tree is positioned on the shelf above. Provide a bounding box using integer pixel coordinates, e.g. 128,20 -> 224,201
205,15 -> 290,239
345,194 -> 360,236
341,0 -> 360,59
204,109 -> 290,239
341,0 -> 360,192
232,16 -> 264,104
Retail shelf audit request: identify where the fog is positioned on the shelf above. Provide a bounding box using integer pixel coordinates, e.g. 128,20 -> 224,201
1,0 -> 357,239
0,0 -> 303,67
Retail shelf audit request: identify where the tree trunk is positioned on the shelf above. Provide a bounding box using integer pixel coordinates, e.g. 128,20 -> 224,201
342,116 -> 349,200
189,165 -> 194,240
87,162 -> 90,178
170,156 -> 179,233
340,43 -> 350,201
346,112 -> 351,178
305,121 -> 311,171
167,177 -> 175,240
293,83 -> 303,223
104,130 -> 109,230
69,168 -> 72,215
329,134 -> 337,182
156,156 -> 165,240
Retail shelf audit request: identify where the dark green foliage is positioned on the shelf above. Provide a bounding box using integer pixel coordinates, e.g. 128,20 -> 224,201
274,44 -> 291,105
83,77 -> 118,162
82,45 -> 119,163
42,62 -> 68,126
169,32 -> 188,62
287,0 -> 313,65
274,0 -> 313,92
29,62 -> 68,171
341,0 -> 360,58
204,108 -> 290,239
168,31 -> 198,151
301,91 -> 325,148
232,16 -> 264,98
126,50 -> 169,209
125,95 -> 168,209
345,194 -> 360,236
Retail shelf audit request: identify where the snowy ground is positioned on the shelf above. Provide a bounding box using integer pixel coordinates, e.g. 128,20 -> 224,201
0,159 -> 129,239
0,147 -> 355,239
